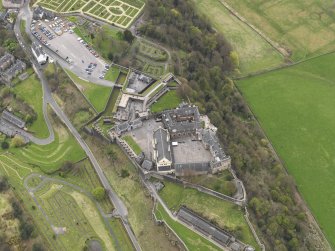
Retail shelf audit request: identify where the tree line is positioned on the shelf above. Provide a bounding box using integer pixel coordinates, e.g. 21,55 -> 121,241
139,0 -> 326,250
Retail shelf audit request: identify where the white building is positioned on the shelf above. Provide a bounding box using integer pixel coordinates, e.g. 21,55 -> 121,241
31,42 -> 48,65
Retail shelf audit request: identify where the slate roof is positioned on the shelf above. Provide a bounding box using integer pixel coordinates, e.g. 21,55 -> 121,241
174,162 -> 210,175
141,159 -> 153,171
1,110 -> 25,128
0,53 -> 14,71
162,104 -> 201,134
4,60 -> 26,79
202,129 -> 228,162
153,127 -> 172,163
177,206 -> 230,246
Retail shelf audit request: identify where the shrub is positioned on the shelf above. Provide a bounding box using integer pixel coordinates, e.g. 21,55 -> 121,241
11,135 -> 25,148
92,187 -> 106,201
1,141 -> 9,149
121,169 -> 129,178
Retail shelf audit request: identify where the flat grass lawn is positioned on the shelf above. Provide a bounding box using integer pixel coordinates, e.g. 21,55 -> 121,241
159,181 -> 258,249
150,90 -> 182,113
237,52 -> 335,247
155,203 -> 221,251
224,0 -> 335,61
192,0 -> 283,74
66,70 -> 112,113
14,74 -> 49,139
105,66 -> 120,82
122,135 -> 142,155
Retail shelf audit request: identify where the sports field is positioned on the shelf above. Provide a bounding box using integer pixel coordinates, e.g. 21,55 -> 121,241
237,52 -> 335,247
35,0 -> 145,28
192,0 -> 284,74
224,0 -> 335,61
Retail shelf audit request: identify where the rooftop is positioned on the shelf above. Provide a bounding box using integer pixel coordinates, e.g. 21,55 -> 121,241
202,129 -> 229,163
1,110 -> 26,129
162,103 -> 201,134
4,60 -> 26,78
153,127 -> 172,163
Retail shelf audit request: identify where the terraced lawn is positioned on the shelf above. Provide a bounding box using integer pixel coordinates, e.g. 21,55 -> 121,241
9,110 -> 86,174
237,52 -> 335,247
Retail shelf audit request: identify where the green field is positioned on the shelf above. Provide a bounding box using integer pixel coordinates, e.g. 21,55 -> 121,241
105,66 -> 121,82
150,90 -> 182,113
14,74 -> 49,138
155,203 -> 221,251
9,110 -> 86,174
66,70 -> 112,113
122,135 -> 142,155
224,0 -> 335,61
193,0 -> 284,74
159,181 -> 258,248
35,0 -> 145,28
237,52 -> 335,247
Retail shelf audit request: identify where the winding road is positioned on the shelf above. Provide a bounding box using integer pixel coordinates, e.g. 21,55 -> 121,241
14,2 -> 142,251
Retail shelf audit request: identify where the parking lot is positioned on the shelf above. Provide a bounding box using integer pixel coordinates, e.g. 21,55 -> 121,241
31,18 -> 109,80
48,32 -> 107,78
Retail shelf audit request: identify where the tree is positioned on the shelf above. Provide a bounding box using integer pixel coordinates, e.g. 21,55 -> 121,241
61,161 -> 73,172
121,169 -> 129,178
229,51 -> 239,68
107,52 -> 114,61
19,222 -> 34,240
0,176 -> 9,192
92,187 -> 106,201
32,243 -> 45,251
1,141 -> 9,149
107,147 -> 117,162
123,29 -> 135,43
11,135 -> 25,148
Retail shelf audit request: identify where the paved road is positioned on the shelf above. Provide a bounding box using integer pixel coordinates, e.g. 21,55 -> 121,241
15,3 -> 142,251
